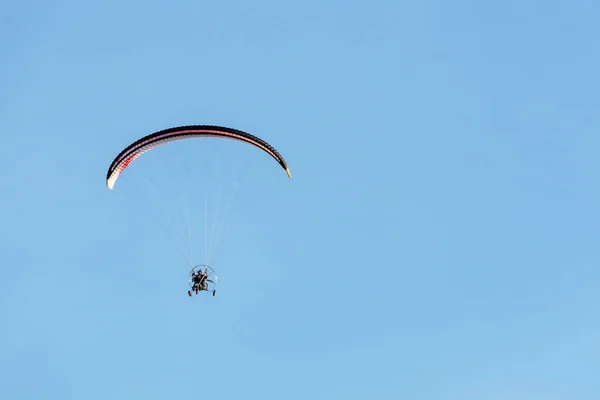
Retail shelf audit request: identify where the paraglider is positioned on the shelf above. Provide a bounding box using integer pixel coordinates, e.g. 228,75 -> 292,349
105,125 -> 291,297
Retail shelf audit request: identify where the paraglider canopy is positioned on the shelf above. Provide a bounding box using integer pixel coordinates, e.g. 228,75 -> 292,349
106,125 -> 291,190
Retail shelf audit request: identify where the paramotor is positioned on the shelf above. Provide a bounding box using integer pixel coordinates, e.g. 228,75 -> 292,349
105,125 -> 291,296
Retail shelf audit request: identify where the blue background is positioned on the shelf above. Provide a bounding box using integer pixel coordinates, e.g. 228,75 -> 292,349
1,0 -> 599,398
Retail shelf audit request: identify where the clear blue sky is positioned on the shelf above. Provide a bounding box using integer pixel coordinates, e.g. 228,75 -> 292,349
2,0 -> 600,398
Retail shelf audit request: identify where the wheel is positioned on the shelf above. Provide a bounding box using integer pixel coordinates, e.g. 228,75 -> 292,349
213,290 -> 216,296
188,291 -> 192,297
